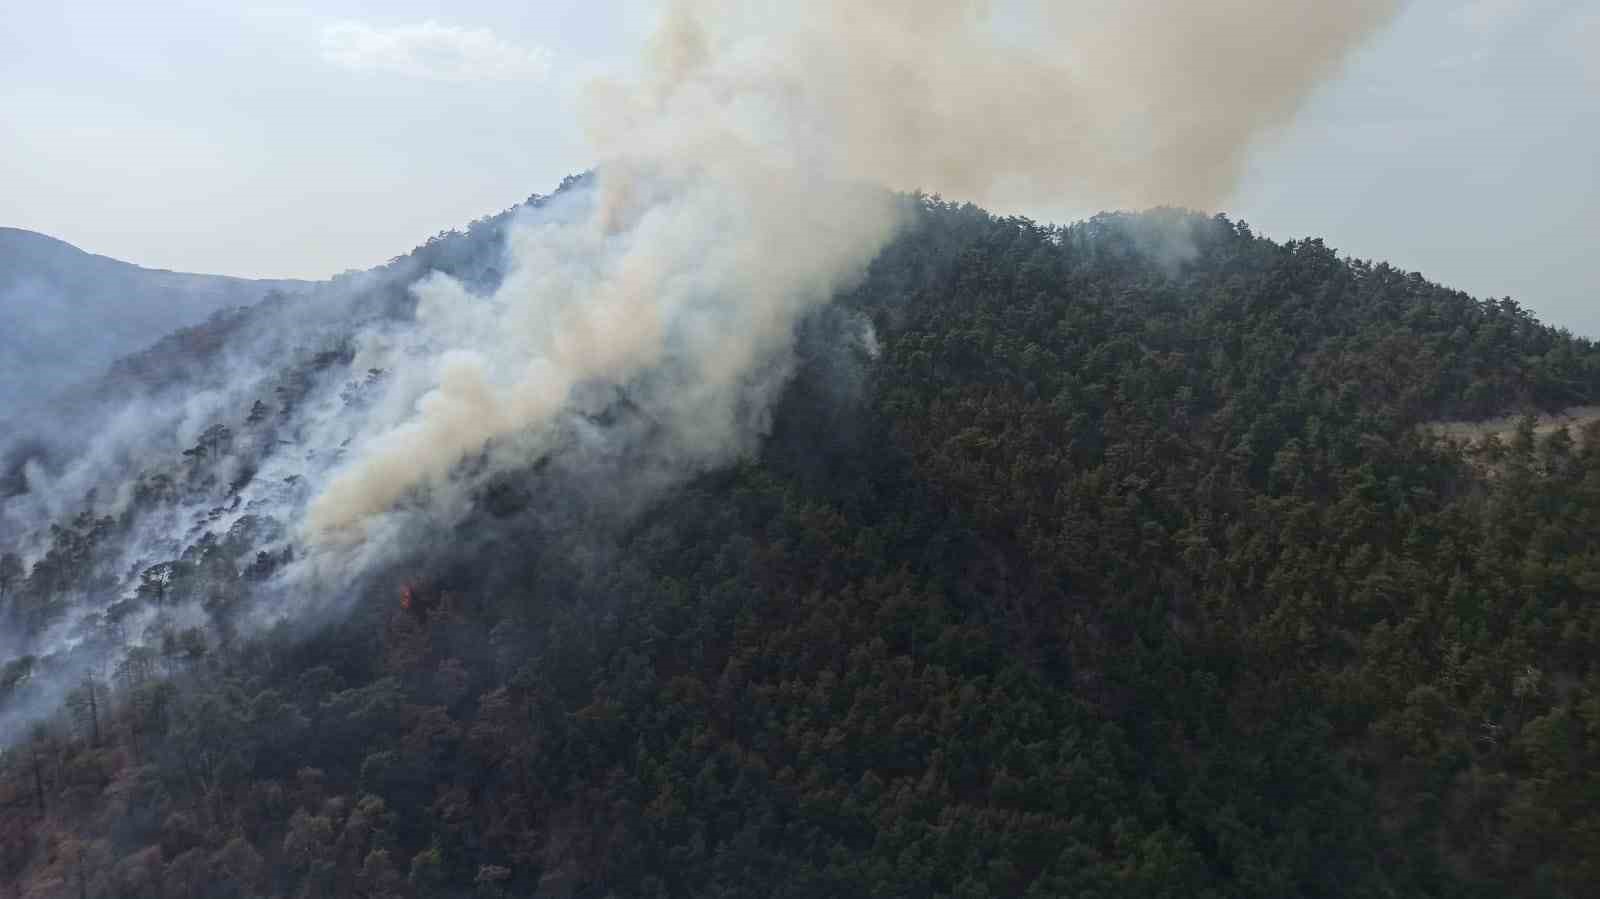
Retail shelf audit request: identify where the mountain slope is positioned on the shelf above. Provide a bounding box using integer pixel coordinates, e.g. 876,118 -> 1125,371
0,227 -> 308,422
3,197 -> 1600,898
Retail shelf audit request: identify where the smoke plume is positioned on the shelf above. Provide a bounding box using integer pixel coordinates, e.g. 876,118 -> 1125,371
304,0 -> 1400,543
0,0 -> 1403,743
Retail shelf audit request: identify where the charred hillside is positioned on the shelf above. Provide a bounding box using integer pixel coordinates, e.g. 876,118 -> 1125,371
4,197 -> 1600,898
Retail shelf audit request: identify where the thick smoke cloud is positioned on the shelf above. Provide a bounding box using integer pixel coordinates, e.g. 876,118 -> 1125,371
307,0 -> 1401,541
0,0 -> 1403,744
608,0 -> 1403,210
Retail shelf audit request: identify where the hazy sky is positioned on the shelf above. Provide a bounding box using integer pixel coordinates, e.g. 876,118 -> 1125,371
2,0 -> 1595,335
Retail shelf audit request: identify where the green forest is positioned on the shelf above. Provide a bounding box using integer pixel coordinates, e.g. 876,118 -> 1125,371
4,198 -> 1600,898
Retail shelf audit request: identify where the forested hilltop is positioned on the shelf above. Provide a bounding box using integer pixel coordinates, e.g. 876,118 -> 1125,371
5,197 -> 1600,898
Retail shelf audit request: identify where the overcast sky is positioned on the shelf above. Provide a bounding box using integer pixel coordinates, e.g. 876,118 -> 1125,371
2,0 -> 1595,335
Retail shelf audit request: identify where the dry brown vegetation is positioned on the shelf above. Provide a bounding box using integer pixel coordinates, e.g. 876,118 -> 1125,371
1423,405 -> 1600,446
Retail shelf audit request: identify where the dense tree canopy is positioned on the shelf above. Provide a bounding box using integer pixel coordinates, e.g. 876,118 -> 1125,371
3,197 -> 1600,897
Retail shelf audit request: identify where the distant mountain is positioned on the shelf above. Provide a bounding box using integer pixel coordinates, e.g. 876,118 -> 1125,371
0,227 -> 308,421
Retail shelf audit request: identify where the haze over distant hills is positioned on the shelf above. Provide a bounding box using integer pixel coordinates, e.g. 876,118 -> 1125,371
6,186 -> 1600,896
0,227 -> 307,420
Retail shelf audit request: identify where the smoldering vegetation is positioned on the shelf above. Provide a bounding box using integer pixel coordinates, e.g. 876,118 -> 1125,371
0,195 -> 532,740
17,6 -> 1600,893
0,195 -> 1322,747
0,0 -> 1404,743
309,0 -> 1402,544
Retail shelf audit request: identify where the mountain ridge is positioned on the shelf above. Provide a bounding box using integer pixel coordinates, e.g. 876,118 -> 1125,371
2,191 -> 1599,897
0,228 -> 305,281
0,226 -> 312,427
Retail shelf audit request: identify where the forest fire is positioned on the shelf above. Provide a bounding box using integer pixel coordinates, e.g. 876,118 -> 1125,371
397,578 -> 450,622
399,579 -> 436,622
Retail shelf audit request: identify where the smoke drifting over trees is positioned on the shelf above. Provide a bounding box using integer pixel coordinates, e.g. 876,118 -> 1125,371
10,198 -> 1600,897
0,0 -> 1406,747
311,0 -> 1400,542
0,227 -> 307,428
52,4 -> 1600,896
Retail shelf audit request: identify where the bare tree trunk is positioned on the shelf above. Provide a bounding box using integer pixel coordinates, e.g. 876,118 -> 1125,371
75,854 -> 88,899
85,679 -> 101,748
29,745 -> 46,815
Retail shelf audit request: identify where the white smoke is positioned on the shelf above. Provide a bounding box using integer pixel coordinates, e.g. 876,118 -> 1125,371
0,0 -> 1404,740
306,0 -> 1402,542
0,0 -> 1408,603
